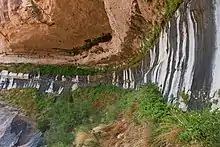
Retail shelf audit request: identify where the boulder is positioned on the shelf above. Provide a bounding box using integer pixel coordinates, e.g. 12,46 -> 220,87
0,101 -> 44,147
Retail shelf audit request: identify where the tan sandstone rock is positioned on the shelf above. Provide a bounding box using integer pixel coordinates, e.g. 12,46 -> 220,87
0,0 -> 164,65
0,0 -> 111,54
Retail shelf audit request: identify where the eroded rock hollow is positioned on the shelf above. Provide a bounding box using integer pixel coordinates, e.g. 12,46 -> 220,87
0,0 -> 111,54
0,0 -> 152,65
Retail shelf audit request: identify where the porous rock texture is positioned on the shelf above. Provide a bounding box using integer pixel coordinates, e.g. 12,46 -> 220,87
0,0 -> 164,65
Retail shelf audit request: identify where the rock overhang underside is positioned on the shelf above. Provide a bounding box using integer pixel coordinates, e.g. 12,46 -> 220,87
0,0 -> 164,65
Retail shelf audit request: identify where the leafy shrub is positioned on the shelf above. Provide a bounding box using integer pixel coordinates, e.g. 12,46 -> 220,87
153,108 -> 220,146
165,0 -> 183,18
135,85 -> 169,122
177,110 -> 220,146
180,90 -> 190,104
0,63 -> 105,76
42,85 -> 130,146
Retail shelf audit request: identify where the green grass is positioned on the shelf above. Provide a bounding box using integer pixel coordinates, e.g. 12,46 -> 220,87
1,84 -> 220,147
154,109 -> 220,146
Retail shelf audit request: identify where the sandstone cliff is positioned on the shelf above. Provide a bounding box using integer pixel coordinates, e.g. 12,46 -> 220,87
0,0 -> 111,52
0,0 -> 165,65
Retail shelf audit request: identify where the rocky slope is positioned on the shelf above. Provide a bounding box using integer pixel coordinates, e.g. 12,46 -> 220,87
74,119 -> 150,147
0,0 -> 165,65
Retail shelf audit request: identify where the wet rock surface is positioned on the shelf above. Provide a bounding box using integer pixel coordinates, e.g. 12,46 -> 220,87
0,101 -> 44,147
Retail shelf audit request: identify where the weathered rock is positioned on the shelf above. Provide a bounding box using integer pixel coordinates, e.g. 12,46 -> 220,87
74,132 -> 98,147
0,101 -> 44,147
0,0 -> 164,65
0,0 -> 111,54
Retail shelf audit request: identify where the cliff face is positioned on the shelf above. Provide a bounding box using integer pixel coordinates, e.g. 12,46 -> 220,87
0,0 -> 111,53
0,0 -> 164,65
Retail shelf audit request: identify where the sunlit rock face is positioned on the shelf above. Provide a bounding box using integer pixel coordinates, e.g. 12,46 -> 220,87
0,0 -> 156,65
0,101 -> 43,147
0,0 -> 151,65
0,0 -> 111,54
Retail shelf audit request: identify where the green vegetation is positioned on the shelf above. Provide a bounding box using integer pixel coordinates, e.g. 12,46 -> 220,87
217,89 -> 220,98
0,86 -> 131,146
165,0 -> 183,18
124,0 -> 183,68
1,84 -> 220,147
143,0 -> 182,50
0,64 -> 107,76
155,109 -> 220,146
180,90 -> 190,104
